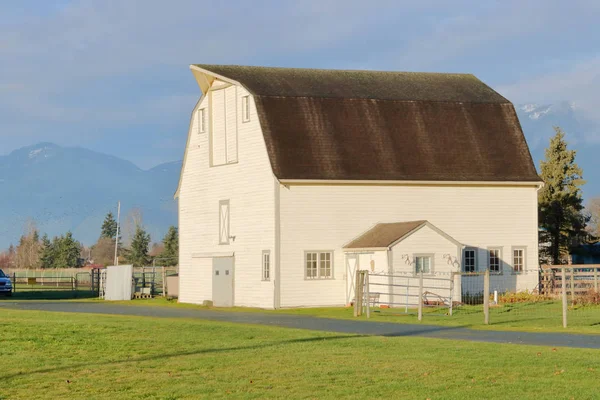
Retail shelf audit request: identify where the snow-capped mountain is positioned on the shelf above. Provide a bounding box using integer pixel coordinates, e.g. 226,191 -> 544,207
0,143 -> 180,249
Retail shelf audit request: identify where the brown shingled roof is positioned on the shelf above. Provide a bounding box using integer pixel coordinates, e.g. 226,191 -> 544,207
344,221 -> 427,249
193,65 -> 541,182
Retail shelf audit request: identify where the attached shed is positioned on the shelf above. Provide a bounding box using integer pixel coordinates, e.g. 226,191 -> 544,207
343,221 -> 463,306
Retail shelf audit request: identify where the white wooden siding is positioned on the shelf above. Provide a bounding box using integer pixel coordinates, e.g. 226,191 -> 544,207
279,184 -> 539,307
179,82 -> 275,308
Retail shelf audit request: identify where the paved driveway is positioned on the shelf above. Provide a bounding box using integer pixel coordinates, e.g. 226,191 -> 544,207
1,301 -> 599,349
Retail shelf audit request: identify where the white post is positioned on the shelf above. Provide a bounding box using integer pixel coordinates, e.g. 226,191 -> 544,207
365,272 -> 370,319
418,270 -> 423,321
562,267 -> 568,329
114,201 -> 121,266
484,269 -> 490,325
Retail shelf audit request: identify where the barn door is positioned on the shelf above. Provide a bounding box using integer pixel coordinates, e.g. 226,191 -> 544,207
346,254 -> 359,305
212,257 -> 234,307
219,200 -> 230,244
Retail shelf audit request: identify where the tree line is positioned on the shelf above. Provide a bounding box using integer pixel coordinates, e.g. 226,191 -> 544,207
0,212 -> 178,269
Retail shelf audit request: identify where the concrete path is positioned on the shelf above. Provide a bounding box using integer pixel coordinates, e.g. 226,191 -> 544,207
1,301 -> 599,349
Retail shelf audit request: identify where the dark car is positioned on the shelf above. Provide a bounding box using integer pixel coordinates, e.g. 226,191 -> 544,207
0,269 -> 13,296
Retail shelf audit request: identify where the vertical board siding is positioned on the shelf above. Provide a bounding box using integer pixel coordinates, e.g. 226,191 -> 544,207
179,84 -> 275,308
279,184 -> 539,307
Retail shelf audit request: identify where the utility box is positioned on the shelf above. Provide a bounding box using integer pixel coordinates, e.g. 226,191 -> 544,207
166,275 -> 179,298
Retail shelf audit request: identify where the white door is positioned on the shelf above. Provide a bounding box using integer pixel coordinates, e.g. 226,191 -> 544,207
346,254 -> 359,305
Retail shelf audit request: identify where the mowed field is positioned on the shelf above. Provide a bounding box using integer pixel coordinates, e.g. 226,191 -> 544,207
1,308 -> 600,400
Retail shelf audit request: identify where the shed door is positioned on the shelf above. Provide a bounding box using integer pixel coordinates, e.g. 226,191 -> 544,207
212,257 -> 234,307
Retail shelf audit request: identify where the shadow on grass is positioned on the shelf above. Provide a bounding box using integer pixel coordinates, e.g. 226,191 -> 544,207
0,334 -> 367,380
1,291 -> 97,300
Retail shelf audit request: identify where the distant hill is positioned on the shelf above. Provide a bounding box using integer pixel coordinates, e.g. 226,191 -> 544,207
516,102 -> 599,200
0,143 -> 180,249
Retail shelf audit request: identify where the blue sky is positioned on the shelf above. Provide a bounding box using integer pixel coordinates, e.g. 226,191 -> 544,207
1,0 -> 599,169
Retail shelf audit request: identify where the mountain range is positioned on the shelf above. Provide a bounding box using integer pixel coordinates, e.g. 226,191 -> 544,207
0,102 -> 598,250
0,143 -> 180,249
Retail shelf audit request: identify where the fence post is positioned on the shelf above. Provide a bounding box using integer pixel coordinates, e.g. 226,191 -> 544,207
483,269 -> 490,325
449,273 -> 454,316
162,267 -> 167,297
594,267 -> 598,293
570,267 -> 575,304
418,270 -> 423,321
365,272 -> 370,319
562,267 -> 568,328
353,272 -> 360,317
13,273 -> 16,294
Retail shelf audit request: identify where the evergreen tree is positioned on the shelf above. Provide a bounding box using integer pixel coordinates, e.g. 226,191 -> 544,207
538,127 -> 588,264
161,226 -> 179,266
126,226 -> 151,267
101,212 -> 118,239
54,232 -> 81,268
39,234 -> 55,269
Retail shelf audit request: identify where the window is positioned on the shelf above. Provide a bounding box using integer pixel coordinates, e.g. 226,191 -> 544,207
242,96 -> 250,122
464,249 -> 476,272
305,251 -> 333,279
198,108 -> 206,133
488,248 -> 501,273
219,200 -> 230,245
262,251 -> 270,281
415,255 -> 432,274
513,248 -> 525,272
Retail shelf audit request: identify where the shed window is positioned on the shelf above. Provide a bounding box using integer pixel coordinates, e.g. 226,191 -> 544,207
219,200 -> 230,245
415,255 -> 432,274
305,251 -> 333,279
262,251 -> 270,281
464,249 -> 476,272
242,96 -> 250,122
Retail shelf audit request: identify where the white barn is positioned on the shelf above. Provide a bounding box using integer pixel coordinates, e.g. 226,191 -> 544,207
175,64 -> 542,309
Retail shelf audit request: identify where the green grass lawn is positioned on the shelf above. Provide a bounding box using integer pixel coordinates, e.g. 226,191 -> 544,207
102,297 -> 600,334
1,308 -> 600,400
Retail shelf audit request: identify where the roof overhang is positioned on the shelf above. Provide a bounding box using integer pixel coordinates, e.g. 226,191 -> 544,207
280,179 -> 543,188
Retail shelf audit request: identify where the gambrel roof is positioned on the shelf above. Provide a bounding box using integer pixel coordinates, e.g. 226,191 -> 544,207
190,64 -> 541,183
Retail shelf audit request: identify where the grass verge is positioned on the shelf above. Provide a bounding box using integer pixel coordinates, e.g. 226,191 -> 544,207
1,308 -> 599,400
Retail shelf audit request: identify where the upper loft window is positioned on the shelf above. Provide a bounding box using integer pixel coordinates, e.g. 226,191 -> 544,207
242,96 -> 250,122
198,108 -> 206,133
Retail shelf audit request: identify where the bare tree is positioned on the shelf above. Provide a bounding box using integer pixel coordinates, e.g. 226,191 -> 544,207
588,197 -> 600,242
122,207 -> 144,247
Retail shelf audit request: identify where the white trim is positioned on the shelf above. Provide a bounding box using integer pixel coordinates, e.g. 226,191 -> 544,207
279,179 -> 543,188
192,252 -> 234,258
242,95 -> 250,122
343,247 -> 388,253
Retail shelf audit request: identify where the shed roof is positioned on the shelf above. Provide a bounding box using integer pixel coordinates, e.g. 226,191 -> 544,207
343,220 -> 462,249
190,65 -> 541,183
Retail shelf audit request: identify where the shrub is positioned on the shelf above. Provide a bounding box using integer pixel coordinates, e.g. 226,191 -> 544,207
572,290 -> 600,306
496,290 -> 553,304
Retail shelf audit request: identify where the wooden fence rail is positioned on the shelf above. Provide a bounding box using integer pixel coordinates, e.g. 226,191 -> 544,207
540,265 -> 600,296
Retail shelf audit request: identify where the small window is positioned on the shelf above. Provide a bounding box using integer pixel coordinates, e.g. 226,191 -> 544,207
262,251 -> 270,281
513,248 -> 525,272
219,200 -> 230,245
415,255 -> 432,274
242,96 -> 250,122
464,249 -> 476,272
305,251 -> 332,279
198,108 -> 206,133
488,248 -> 501,273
